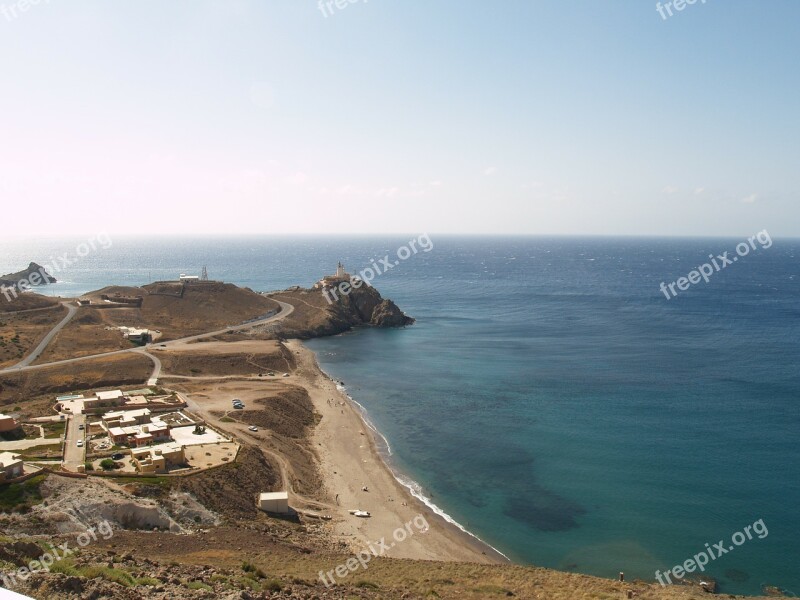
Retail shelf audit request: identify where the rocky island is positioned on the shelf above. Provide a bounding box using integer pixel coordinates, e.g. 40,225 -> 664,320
0,262 -> 57,289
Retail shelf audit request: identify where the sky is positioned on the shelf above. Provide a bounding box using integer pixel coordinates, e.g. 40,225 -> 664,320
0,0 -> 798,237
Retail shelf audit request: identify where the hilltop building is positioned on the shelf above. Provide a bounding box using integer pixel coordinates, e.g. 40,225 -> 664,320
314,262 -> 352,290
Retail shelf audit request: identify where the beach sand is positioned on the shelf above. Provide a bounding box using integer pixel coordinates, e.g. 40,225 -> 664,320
286,339 -> 508,564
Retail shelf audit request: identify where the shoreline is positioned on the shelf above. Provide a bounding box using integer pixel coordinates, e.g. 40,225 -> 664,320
287,339 -> 509,565
335,381 -> 513,562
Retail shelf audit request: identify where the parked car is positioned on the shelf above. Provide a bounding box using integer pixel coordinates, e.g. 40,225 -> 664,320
78,424 -> 85,430
111,453 -> 125,460
248,426 -> 258,432
76,440 -> 83,447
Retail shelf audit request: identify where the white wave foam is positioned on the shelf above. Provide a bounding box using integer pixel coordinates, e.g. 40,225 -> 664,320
324,370 -> 510,561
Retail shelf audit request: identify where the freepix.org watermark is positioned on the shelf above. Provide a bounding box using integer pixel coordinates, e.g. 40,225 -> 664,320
318,0 -> 369,19
656,0 -> 708,21
1,0 -> 50,22
318,514 -> 429,587
1,232 -> 113,303
659,230 -> 772,300
320,234 -> 433,305
0,519 -> 114,589
655,519 -> 768,586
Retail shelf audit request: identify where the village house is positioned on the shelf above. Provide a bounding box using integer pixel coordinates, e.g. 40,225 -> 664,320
0,452 -> 23,481
130,443 -> 185,474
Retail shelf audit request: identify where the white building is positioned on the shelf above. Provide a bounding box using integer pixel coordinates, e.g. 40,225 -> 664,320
0,452 -> 23,481
258,491 -> 290,514
102,408 -> 152,428
314,262 -> 352,290
123,328 -> 151,344
130,443 -> 186,474
97,390 -> 125,402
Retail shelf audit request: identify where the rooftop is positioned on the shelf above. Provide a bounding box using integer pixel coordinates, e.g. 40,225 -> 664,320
0,452 -> 22,467
259,491 -> 289,501
104,408 -> 151,420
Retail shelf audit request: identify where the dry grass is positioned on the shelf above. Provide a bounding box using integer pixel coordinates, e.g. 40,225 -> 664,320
0,293 -> 60,313
34,307 -> 136,362
85,527 -> 781,600
157,341 -> 296,376
0,352 -> 153,407
0,304 -> 68,368
174,445 -> 281,520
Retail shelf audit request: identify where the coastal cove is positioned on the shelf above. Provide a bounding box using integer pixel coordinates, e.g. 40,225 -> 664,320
1,235 -> 798,595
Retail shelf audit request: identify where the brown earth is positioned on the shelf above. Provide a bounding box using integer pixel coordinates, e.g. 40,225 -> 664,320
119,281 -> 278,340
155,340 -> 296,377
0,353 -> 153,408
169,376 -> 324,500
35,282 -> 281,362
1,529 -> 784,600
34,307 -> 137,363
0,293 -> 60,313
174,444 -> 282,521
0,304 -> 68,369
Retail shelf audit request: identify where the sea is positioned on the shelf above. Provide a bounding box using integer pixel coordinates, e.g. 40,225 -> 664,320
1,234 -> 798,595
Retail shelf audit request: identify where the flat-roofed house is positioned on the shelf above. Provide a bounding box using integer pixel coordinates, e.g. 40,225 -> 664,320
84,390 -> 126,412
0,452 -> 23,481
132,432 -> 153,447
108,422 -> 170,447
108,427 -> 129,445
130,443 -> 185,474
124,329 -> 151,344
144,424 -> 170,442
97,390 -> 124,402
102,408 -> 152,429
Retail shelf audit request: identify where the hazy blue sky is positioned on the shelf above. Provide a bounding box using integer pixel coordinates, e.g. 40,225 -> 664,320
1,1 -> 797,236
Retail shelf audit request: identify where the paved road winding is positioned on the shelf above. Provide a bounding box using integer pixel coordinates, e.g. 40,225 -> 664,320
0,300 -> 294,377
8,302 -> 78,369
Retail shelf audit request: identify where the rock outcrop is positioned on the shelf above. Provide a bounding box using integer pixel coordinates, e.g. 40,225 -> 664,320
269,284 -> 414,340
0,262 -> 57,287
337,284 -> 415,328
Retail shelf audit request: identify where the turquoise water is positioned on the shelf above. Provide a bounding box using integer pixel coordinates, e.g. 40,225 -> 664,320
1,235 -> 797,594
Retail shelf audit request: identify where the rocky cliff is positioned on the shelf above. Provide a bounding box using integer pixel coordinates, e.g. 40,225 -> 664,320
334,284 -> 415,328
0,262 -> 57,287
269,284 -> 414,339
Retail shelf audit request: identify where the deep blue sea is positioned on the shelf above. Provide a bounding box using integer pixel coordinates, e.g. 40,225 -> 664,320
1,235 -> 798,595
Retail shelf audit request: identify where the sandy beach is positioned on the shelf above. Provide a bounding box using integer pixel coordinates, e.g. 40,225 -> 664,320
286,339 -> 508,564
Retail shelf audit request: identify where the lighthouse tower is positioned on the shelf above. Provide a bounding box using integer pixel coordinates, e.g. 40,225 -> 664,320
335,262 -> 346,278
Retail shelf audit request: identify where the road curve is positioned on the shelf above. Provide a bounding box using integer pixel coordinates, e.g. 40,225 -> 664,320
9,302 -> 78,369
0,300 -> 295,377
